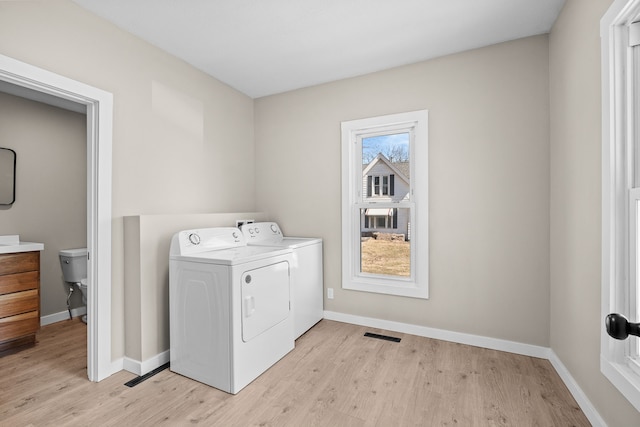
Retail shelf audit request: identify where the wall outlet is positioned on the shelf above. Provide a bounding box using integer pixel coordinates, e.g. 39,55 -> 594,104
327,288 -> 334,299
235,219 -> 254,227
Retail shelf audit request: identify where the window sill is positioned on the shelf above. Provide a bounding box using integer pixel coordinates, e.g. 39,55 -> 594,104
601,357 -> 640,412
342,278 -> 428,299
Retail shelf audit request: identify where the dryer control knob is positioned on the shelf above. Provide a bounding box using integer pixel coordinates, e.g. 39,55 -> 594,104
188,233 -> 200,245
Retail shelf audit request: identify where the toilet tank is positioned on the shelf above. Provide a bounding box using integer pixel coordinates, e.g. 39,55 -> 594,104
59,248 -> 87,283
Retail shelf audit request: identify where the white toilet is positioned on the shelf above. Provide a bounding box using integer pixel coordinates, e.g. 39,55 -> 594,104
59,248 -> 87,323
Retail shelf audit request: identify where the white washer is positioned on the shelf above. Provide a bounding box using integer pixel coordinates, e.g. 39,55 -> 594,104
169,227 -> 294,394
240,222 -> 323,339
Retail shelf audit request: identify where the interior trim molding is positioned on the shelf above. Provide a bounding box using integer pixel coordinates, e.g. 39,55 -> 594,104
123,351 -> 170,377
41,308 -> 87,327
323,310 -> 549,358
549,350 -> 607,427
0,53 -> 113,382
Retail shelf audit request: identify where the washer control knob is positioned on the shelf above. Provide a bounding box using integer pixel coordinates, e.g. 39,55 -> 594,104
255,227 -> 260,233
188,233 -> 200,245
232,231 -> 239,239
270,224 -> 278,233
248,228 -> 254,234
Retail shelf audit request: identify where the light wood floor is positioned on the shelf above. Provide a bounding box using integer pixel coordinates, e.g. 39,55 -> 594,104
0,318 -> 590,426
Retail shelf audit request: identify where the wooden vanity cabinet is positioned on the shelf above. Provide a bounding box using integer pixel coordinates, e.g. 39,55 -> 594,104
0,251 -> 40,353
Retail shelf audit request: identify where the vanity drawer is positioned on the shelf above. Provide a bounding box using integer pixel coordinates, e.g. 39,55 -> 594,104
0,311 -> 39,343
0,252 -> 39,276
0,289 -> 39,318
0,271 -> 39,296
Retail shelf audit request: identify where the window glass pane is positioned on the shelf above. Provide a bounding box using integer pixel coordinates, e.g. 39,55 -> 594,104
362,133 -> 410,200
362,133 -> 410,164
360,208 -> 411,277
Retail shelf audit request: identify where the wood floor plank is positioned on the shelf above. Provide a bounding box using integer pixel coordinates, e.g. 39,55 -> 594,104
0,318 -> 591,426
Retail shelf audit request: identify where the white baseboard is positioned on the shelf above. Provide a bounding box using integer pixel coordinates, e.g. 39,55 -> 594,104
123,350 -> 170,376
549,350 -> 607,427
110,357 -> 125,377
323,310 -> 605,427
323,310 -> 550,358
40,306 -> 87,326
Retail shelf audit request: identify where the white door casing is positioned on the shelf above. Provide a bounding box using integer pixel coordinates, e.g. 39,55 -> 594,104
0,54 -> 113,381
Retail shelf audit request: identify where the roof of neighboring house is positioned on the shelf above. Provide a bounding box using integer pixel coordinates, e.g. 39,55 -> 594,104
392,161 -> 410,179
362,154 -> 410,183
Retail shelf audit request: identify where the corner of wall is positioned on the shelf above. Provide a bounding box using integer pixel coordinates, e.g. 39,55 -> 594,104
123,216 -> 142,362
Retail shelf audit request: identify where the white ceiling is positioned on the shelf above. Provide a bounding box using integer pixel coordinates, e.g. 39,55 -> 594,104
72,0 -> 566,99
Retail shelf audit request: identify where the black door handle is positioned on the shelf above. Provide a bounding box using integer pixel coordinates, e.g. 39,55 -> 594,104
606,313 -> 640,340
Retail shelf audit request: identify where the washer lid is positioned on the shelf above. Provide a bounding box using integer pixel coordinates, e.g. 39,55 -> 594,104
280,237 -> 322,248
246,237 -> 322,249
240,222 -> 321,248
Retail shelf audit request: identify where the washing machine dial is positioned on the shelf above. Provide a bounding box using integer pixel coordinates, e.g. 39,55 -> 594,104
232,231 -> 239,239
270,224 -> 278,233
188,233 -> 201,245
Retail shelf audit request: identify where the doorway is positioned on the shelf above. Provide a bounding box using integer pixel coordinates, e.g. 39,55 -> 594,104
0,54 -> 113,381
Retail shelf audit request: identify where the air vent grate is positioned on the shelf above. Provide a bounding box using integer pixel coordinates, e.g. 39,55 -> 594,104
124,362 -> 170,387
364,332 -> 401,342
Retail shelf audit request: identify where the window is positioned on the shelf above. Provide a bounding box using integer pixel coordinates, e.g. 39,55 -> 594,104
367,175 -> 392,197
341,110 -> 428,298
601,0 -> 640,411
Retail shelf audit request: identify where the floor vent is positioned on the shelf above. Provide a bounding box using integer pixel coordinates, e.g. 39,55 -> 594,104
364,332 -> 401,342
124,362 -> 170,388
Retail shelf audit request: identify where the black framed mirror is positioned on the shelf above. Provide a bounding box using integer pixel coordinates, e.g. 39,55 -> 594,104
0,147 -> 16,205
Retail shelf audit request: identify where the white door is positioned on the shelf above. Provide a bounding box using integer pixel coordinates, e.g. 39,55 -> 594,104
241,261 -> 290,342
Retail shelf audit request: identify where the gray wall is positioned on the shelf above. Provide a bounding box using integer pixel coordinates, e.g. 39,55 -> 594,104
549,0 -> 640,425
0,92 -> 86,316
0,1 -> 256,359
255,35 -> 551,347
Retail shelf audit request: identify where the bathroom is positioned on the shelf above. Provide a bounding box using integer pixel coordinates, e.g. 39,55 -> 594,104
0,89 -> 88,329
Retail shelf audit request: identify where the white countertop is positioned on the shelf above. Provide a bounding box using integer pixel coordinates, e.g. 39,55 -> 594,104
0,235 -> 44,254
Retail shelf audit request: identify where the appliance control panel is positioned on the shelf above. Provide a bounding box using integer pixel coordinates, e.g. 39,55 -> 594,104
174,227 -> 245,255
240,222 -> 283,243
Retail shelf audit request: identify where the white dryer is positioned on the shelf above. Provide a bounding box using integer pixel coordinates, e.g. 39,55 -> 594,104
240,222 -> 323,339
169,227 -> 294,394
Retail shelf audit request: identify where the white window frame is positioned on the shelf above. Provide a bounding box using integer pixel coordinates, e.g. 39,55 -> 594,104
601,0 -> 640,411
341,110 -> 428,299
